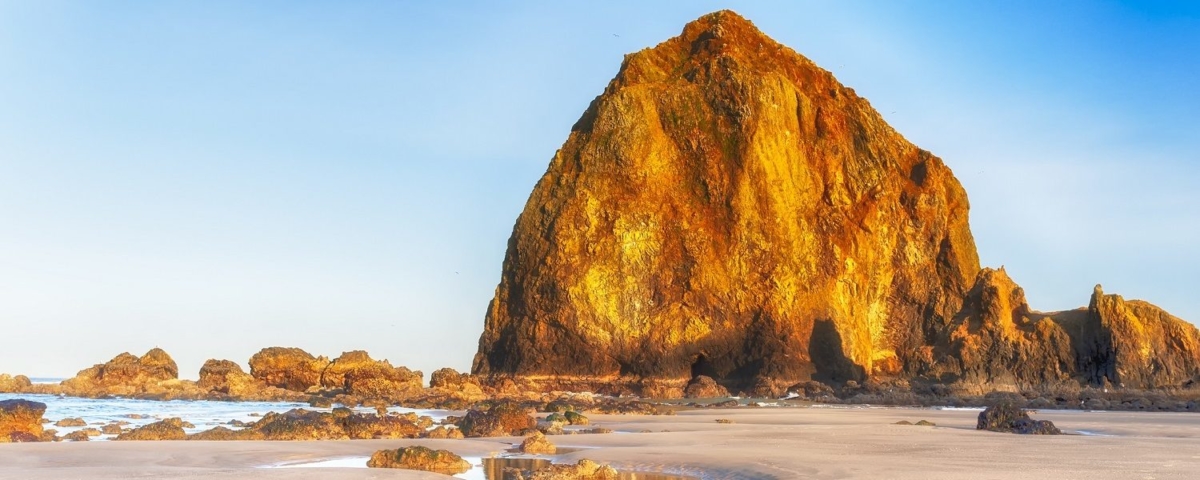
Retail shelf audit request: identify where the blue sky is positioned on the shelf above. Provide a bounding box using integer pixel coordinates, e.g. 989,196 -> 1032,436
0,1 -> 1196,379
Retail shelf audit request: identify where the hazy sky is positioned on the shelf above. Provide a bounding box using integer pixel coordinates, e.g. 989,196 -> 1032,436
1,1 -> 1197,379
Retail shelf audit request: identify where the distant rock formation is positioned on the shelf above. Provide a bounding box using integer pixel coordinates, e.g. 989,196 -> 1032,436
0,374 -> 31,393
472,9 -> 1200,396
248,347 -> 330,392
59,348 -> 197,398
321,350 -> 424,398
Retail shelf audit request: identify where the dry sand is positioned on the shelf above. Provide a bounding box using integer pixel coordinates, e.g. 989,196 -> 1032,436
2,406 -> 1198,479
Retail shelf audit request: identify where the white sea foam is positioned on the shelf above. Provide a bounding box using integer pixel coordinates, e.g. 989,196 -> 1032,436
0,393 -> 449,441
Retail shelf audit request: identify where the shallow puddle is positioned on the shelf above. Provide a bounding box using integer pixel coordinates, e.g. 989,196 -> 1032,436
265,452 -> 697,480
458,456 -> 696,480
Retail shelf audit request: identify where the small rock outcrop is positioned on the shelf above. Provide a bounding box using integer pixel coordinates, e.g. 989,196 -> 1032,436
367,446 -> 471,474
323,351 -> 423,399
115,417 -> 188,441
184,408 -> 428,441
684,375 -> 731,398
0,399 -> 47,443
0,374 -> 32,393
197,359 -> 255,394
457,402 -> 536,437
60,348 -> 195,398
248,347 -> 330,392
519,431 -> 557,454
54,417 -> 86,427
976,404 -> 1060,435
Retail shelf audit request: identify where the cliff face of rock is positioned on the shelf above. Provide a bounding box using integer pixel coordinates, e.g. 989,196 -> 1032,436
1082,286 -> 1200,389
473,10 -> 1200,395
473,10 -> 980,394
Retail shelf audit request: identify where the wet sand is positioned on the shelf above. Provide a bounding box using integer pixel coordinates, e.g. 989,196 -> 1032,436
2,406 -> 1199,479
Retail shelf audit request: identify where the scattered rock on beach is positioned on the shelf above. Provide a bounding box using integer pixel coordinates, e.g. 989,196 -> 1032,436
457,402 -> 536,437
101,423 -> 124,435
0,399 -> 47,443
54,417 -> 86,427
715,418 -> 734,424
564,410 -> 589,426
115,417 -> 188,441
424,425 -> 464,439
916,420 -> 936,426
977,404 -> 1060,435
367,446 -> 471,474
64,430 -> 90,441
520,431 -> 557,454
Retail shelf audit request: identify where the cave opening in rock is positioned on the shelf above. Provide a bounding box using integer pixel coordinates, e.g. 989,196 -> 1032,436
691,354 -> 717,379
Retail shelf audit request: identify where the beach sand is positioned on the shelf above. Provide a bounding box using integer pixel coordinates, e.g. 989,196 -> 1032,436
2,406 -> 1198,479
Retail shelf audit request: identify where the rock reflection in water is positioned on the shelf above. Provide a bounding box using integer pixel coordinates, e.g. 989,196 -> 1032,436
475,457 -> 695,480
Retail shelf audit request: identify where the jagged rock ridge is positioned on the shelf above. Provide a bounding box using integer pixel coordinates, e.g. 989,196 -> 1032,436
472,10 -> 1200,395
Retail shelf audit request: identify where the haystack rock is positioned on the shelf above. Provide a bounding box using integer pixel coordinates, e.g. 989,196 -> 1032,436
473,10 -> 978,395
473,10 -> 1200,395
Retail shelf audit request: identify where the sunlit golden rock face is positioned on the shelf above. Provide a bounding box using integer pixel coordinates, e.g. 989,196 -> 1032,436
1083,286 -> 1200,389
473,10 -> 980,394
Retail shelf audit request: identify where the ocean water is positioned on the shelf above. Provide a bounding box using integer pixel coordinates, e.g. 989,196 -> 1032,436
0,393 -> 449,441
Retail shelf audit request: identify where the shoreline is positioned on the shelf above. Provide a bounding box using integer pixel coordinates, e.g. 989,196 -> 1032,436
4,407 -> 1200,479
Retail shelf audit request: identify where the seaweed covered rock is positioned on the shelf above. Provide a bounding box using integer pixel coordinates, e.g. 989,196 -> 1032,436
976,404 -> 1060,435
0,399 -> 47,443
457,402 -> 536,437
367,446 -> 471,474
115,417 -> 188,441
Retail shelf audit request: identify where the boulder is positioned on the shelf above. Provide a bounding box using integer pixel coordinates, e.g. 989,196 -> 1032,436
322,351 -> 423,399
115,417 -> 188,441
457,402 -> 536,437
367,446 -> 471,474
64,430 -> 90,441
424,425 -> 464,439
684,375 -> 730,399
976,404 -> 1061,435
0,374 -> 32,393
197,359 -> 259,395
248,347 -> 330,392
0,399 -> 47,443
519,431 -> 557,454
564,411 -> 589,426
54,417 -> 86,427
